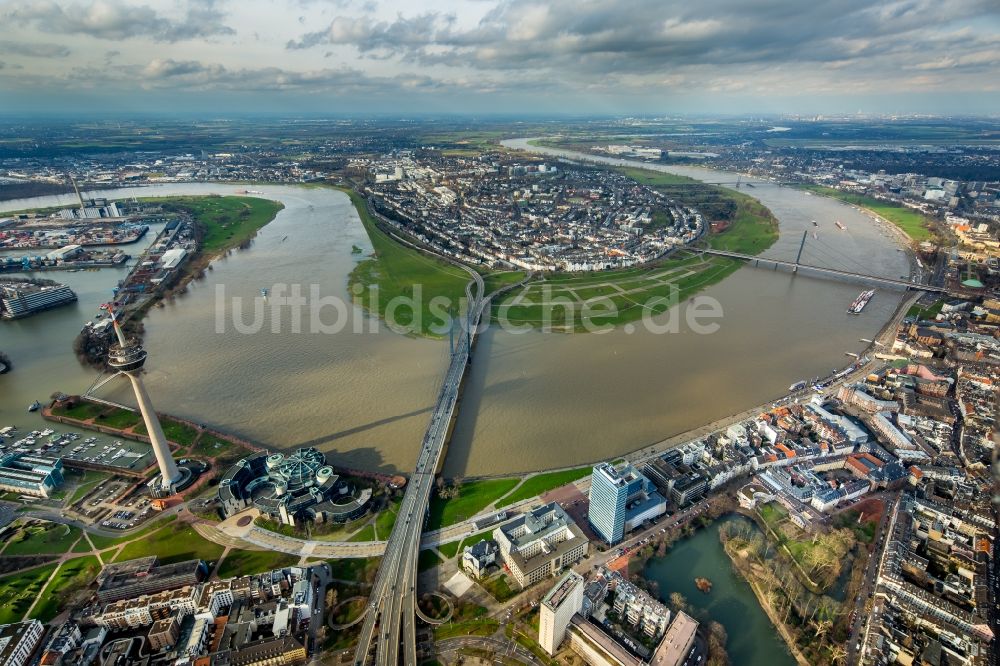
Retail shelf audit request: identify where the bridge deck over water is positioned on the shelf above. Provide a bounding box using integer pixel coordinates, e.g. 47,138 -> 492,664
700,247 -> 947,293
352,202 -> 536,665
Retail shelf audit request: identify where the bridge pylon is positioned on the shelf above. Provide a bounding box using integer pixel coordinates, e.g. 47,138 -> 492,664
793,230 -> 808,274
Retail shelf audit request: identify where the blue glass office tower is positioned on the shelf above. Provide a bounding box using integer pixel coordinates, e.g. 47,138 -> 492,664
589,462 -> 636,544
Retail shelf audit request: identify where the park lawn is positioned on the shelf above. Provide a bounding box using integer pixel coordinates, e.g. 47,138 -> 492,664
650,209 -> 674,229
493,256 -> 740,329
418,549 -> 443,573
68,470 -> 112,505
134,416 -> 199,446
347,524 -> 377,542
191,433 -> 237,458
51,401 -> 145,431
216,549 -> 299,578
88,514 -> 179,550
436,539 -> 463,559
494,466 -> 592,509
427,478 -> 521,530
758,501 -> 788,531
374,499 -> 400,540
112,519 -> 222,565
870,204 -> 935,241
32,555 -> 101,622
95,407 -> 142,430
759,501 -> 855,590
514,629 -> 558,665
331,597 -> 367,625
908,298 -> 945,320
782,529 -> 856,587
480,574 -> 518,602
50,401 -> 104,421
460,529 -> 495,552
111,522 -> 224,565
329,557 -> 381,584
491,251 -> 740,330
3,521 -> 82,556
573,284 -> 620,301
285,515 -> 366,543
520,255 -> 703,294
483,271 -> 528,294
798,185 -> 934,241
439,526 -> 496,562
0,563 -> 58,624
344,189 -> 472,338
834,510 -> 878,545
152,196 -> 284,254
434,618 -> 499,641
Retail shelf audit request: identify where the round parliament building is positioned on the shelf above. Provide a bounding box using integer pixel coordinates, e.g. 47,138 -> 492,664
218,447 -> 371,525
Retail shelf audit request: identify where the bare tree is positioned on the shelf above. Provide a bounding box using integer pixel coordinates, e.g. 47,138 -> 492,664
827,643 -> 848,665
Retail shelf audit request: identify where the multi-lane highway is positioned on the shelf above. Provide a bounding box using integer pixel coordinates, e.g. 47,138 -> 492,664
353,266 -> 488,665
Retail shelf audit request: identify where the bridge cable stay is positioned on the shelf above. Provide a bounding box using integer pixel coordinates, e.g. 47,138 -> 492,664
803,244 -> 883,278
799,247 -> 903,287
805,245 -> 905,286
712,245 -> 929,291
794,235 -> 895,280
804,233 -> 898,277
795,242 -> 867,276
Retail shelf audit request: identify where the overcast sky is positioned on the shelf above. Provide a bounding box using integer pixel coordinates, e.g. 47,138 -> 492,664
1,0 -> 998,116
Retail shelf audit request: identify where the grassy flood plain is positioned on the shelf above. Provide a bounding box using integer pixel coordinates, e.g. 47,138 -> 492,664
148,195 -> 285,254
344,188 -> 472,338
794,184 -> 935,242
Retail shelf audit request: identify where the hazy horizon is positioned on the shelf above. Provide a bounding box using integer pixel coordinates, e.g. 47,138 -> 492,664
1,0 -> 998,115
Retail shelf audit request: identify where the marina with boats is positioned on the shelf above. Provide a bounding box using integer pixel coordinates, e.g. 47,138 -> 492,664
0,422 -> 155,474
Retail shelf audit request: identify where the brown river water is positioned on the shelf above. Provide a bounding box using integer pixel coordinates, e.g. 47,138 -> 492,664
0,144 -> 911,476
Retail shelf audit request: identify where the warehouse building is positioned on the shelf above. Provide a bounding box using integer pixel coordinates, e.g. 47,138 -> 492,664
0,452 -> 63,498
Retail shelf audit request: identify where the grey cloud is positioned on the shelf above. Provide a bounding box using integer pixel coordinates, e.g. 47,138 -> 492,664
3,0 -> 998,112
12,54 -> 539,100
292,0 -> 362,7
2,0 -> 235,42
129,58 -> 475,95
286,12 -> 454,52
285,0 -> 1000,84
0,41 -> 71,58
143,58 -> 213,78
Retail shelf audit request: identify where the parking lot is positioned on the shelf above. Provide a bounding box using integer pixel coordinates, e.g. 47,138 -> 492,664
71,476 -> 155,531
